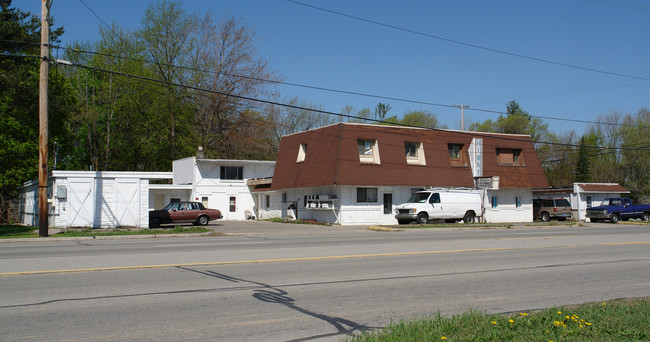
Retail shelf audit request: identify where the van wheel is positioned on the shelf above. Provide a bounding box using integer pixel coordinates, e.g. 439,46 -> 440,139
463,212 -> 476,224
541,212 -> 551,222
610,213 -> 620,224
416,213 -> 428,224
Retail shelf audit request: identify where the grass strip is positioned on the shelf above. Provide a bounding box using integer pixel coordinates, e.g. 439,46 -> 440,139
346,298 -> 649,342
0,225 -> 211,238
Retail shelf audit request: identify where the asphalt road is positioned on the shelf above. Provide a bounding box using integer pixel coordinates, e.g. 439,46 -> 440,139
1,222 -> 649,341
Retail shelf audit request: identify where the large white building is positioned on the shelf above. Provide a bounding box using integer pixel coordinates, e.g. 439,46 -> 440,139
269,123 -> 549,225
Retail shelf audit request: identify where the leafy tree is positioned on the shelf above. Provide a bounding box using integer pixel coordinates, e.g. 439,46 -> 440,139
574,135 -> 592,183
0,0 -> 74,222
469,100 -> 551,144
374,102 -> 391,121
400,110 -> 445,129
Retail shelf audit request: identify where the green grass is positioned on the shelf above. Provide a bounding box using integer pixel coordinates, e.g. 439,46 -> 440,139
346,299 -> 649,342
0,225 -> 37,238
0,225 -> 211,238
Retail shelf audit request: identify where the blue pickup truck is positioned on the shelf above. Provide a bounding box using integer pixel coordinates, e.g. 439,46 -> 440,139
586,197 -> 650,223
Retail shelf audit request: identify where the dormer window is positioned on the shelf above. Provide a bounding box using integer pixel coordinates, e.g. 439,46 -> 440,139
405,141 -> 426,166
448,143 -> 467,166
496,148 -> 524,166
296,143 -> 307,163
358,139 -> 380,164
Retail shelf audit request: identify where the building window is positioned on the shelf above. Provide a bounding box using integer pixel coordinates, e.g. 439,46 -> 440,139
221,166 -> 243,180
516,196 -> 522,208
448,143 -> 466,166
357,188 -> 378,203
404,142 -> 417,157
229,196 -> 236,212
491,196 -> 498,208
449,144 -> 462,159
265,195 -> 270,209
358,139 -> 380,164
358,140 -> 374,155
586,196 -> 593,208
296,143 -> 307,163
496,148 -> 524,166
405,142 -> 426,166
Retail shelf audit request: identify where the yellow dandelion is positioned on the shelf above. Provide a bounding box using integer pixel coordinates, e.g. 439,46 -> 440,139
586,322 -> 592,326
519,312 -> 528,316
491,321 -> 497,325
441,337 -> 447,340
509,319 -> 514,323
602,302 -> 607,306
557,311 -> 562,315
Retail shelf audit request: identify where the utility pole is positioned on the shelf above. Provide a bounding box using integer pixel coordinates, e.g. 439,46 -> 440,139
39,0 -> 53,237
454,104 -> 469,131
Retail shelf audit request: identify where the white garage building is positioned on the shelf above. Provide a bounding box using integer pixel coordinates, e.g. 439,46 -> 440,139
18,158 -> 276,229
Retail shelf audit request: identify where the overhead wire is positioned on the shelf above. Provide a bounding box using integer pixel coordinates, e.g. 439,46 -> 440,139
47,58 -> 649,152
53,44 -> 648,129
287,0 -> 650,82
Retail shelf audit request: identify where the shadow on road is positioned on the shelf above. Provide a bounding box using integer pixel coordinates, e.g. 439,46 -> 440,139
177,266 -> 374,341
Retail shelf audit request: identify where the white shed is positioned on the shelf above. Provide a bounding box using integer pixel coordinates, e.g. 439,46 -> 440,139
19,171 -> 172,229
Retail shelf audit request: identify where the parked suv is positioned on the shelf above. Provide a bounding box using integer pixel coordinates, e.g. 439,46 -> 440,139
533,198 -> 572,222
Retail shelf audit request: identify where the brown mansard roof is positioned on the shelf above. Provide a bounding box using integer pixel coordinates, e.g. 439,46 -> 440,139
271,123 -> 549,190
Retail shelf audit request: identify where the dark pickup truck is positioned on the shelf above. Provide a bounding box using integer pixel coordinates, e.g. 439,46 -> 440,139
586,197 -> 650,223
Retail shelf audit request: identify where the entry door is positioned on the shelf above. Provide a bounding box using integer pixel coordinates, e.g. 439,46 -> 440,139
383,193 -> 393,215
69,180 -> 94,227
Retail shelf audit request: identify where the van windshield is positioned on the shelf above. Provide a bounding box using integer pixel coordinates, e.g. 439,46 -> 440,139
407,192 -> 430,203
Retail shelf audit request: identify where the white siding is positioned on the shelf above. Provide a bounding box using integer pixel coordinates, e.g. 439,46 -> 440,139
482,188 -> 533,223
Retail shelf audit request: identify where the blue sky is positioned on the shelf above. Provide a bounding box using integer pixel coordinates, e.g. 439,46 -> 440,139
18,0 -> 650,135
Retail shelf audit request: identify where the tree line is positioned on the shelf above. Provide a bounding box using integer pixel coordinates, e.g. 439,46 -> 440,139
1,0 -> 648,222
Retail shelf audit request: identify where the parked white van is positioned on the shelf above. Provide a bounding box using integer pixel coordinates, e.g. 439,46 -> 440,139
394,190 -> 482,224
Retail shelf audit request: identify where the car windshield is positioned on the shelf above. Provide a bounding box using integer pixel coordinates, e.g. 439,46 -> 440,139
407,192 -> 429,203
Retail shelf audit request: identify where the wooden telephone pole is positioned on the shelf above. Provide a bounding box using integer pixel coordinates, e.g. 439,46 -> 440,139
39,0 -> 53,237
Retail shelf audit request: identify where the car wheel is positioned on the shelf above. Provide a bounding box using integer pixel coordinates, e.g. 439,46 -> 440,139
463,212 -> 476,224
642,212 -> 650,222
541,212 -> 551,222
197,215 -> 210,226
416,213 -> 428,224
610,213 -> 620,224
150,217 -> 161,228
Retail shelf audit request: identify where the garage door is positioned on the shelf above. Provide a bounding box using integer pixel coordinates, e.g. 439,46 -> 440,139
69,180 -> 94,227
116,180 -> 139,227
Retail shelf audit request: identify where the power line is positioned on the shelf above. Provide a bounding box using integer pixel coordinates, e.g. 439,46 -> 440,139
52,59 -> 650,151
78,0 -> 112,31
54,45 -> 647,129
287,0 -> 650,82
2,49 -> 649,132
